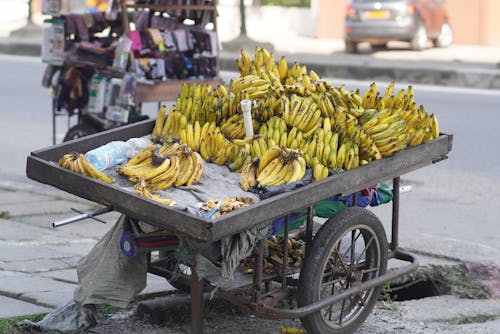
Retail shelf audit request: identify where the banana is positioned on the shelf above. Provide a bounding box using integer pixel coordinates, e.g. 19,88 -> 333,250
134,184 -> 175,206
301,74 -> 316,93
261,162 -> 290,187
123,145 -> 156,168
186,122 -> 195,150
185,152 -> 204,186
240,157 -> 259,191
336,143 -> 346,168
78,154 -> 114,183
278,56 -> 288,82
371,128 -> 397,141
309,70 -> 321,81
151,105 -> 167,142
287,158 -> 306,183
256,157 -> 283,185
430,114 -> 440,139
365,122 -> 390,135
140,156 -> 172,180
258,146 -> 282,173
175,146 -> 194,186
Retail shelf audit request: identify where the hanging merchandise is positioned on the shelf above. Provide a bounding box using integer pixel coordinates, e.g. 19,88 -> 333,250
87,74 -> 107,114
113,35 -> 133,70
105,0 -> 120,21
41,19 -> 65,65
42,0 -> 62,15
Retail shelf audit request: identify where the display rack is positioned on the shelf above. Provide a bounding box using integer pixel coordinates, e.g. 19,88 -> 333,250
44,0 -> 222,144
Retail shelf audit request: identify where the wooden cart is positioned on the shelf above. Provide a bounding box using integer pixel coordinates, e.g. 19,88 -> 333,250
26,119 -> 453,334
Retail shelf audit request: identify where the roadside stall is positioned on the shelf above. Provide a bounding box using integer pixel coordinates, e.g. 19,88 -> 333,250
41,0 -> 220,144
27,45 -> 452,334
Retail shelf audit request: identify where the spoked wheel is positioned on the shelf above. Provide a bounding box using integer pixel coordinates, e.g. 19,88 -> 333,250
63,123 -> 98,142
297,207 -> 388,334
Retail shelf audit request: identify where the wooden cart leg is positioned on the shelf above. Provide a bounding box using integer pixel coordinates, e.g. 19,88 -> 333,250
190,260 -> 204,334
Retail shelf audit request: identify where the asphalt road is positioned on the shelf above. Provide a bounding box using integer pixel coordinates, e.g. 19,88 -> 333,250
1,54 -> 499,267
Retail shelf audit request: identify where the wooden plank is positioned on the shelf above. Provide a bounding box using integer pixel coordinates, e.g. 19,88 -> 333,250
135,78 -> 223,103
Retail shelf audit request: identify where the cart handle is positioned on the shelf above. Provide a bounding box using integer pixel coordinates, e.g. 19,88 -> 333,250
52,206 -> 113,228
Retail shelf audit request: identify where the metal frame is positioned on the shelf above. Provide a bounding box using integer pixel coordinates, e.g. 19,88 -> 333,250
26,120 -> 452,333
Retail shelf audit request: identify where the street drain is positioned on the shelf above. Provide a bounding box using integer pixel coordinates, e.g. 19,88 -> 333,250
386,279 -> 440,301
382,263 -> 492,302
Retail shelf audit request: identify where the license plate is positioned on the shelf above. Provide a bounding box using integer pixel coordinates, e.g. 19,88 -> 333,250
362,10 -> 390,20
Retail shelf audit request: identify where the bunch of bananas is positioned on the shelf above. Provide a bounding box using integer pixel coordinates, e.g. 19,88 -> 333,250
227,143 -> 253,172
117,143 -> 204,190
147,47 -> 442,193
267,235 -> 305,269
152,107 -> 187,142
58,152 -> 114,183
176,83 -> 233,124
134,183 -> 176,206
199,122 -> 233,165
239,147 -> 307,190
282,95 -> 322,137
219,114 -> 259,140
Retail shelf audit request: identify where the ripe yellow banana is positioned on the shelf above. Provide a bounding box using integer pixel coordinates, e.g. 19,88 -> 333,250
185,152 -> 204,186
151,105 -> 166,142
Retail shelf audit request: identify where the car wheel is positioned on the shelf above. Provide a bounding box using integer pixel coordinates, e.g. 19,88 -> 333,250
345,39 -> 358,54
433,22 -> 453,48
410,23 -> 428,51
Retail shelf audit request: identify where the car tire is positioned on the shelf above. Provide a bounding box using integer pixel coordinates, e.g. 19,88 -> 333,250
345,39 -> 358,54
370,43 -> 387,51
410,23 -> 428,51
433,22 -> 453,48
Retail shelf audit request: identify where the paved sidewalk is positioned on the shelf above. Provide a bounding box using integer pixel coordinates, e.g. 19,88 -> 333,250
0,175 -> 175,319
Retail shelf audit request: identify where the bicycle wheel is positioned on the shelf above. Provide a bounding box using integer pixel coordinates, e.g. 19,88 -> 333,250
297,207 -> 388,334
63,123 -> 98,142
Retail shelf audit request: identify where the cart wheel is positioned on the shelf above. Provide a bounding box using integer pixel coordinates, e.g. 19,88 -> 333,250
159,251 -> 191,292
297,207 -> 388,334
63,123 -> 98,142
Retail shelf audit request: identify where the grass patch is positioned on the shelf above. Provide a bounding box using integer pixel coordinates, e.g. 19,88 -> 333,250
0,211 -> 10,219
0,313 -> 47,334
449,313 -> 498,325
97,304 -> 123,316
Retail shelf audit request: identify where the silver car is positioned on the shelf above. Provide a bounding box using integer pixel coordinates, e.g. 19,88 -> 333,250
344,0 -> 453,53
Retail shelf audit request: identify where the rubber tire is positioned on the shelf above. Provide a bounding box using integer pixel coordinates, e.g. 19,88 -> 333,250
63,123 -> 98,142
345,39 -> 358,54
410,23 -> 428,51
297,207 -> 388,334
433,22 -> 453,48
370,43 -> 387,52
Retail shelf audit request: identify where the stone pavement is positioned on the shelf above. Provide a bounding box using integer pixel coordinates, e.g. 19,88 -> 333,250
0,174 -> 175,319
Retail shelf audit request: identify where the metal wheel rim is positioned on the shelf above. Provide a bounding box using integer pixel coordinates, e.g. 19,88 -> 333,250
317,224 -> 382,329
